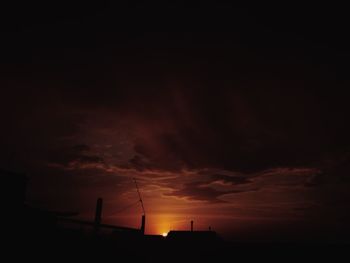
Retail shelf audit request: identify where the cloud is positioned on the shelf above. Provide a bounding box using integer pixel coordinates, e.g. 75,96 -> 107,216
163,179 -> 261,203
159,170 -> 254,203
210,173 -> 251,185
46,144 -> 104,168
163,181 -> 228,203
162,167 -> 319,203
305,156 -> 350,187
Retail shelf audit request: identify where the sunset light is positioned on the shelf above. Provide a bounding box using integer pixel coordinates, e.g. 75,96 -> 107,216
5,3 -> 350,259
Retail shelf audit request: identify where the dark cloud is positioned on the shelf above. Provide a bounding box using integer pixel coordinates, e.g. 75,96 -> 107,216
76,155 -> 104,165
91,85 -> 347,175
128,155 -> 152,172
72,144 -> 91,153
163,178 -> 260,203
305,174 -> 329,187
46,144 -> 104,167
164,182 -> 227,203
210,174 -> 251,185
305,156 -> 350,187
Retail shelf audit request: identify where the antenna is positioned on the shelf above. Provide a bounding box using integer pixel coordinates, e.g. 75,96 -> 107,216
133,178 -> 145,215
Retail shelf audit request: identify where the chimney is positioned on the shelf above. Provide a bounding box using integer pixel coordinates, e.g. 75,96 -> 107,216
191,220 -> 193,232
141,215 -> 146,235
94,198 -> 103,227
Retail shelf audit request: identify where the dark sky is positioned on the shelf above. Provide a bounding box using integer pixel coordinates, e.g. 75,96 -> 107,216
1,3 -> 350,241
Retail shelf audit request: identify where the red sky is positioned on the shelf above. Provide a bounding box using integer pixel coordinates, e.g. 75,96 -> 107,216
1,4 -> 350,242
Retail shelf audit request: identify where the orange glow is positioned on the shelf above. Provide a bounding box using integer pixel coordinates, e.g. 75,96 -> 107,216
162,232 -> 168,237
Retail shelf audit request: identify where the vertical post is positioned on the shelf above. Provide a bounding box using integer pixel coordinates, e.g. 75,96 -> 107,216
191,220 -> 193,232
94,198 -> 103,232
141,215 -> 146,235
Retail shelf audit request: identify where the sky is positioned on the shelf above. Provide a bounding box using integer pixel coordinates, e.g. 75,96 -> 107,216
1,3 -> 350,242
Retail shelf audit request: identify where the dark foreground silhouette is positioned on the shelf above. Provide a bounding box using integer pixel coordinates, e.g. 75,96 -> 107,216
3,222 -> 349,262
1,169 -> 349,262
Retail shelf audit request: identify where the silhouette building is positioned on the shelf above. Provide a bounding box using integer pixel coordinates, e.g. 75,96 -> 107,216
166,220 -> 218,243
0,169 -> 27,211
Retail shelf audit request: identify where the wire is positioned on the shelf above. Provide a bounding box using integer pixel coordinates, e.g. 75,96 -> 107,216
114,200 -> 140,214
133,178 -> 146,215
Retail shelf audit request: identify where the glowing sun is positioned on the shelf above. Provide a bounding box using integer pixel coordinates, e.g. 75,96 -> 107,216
162,232 -> 168,237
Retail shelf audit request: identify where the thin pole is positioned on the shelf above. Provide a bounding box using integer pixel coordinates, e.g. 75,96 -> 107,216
133,178 -> 145,215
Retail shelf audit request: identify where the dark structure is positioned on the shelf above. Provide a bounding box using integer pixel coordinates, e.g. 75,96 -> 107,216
166,230 -> 218,243
58,179 -> 146,237
141,214 -> 146,235
166,220 -> 218,244
0,169 -> 27,211
0,169 -> 29,233
134,178 -> 146,235
94,198 -> 103,232
58,198 -> 145,237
